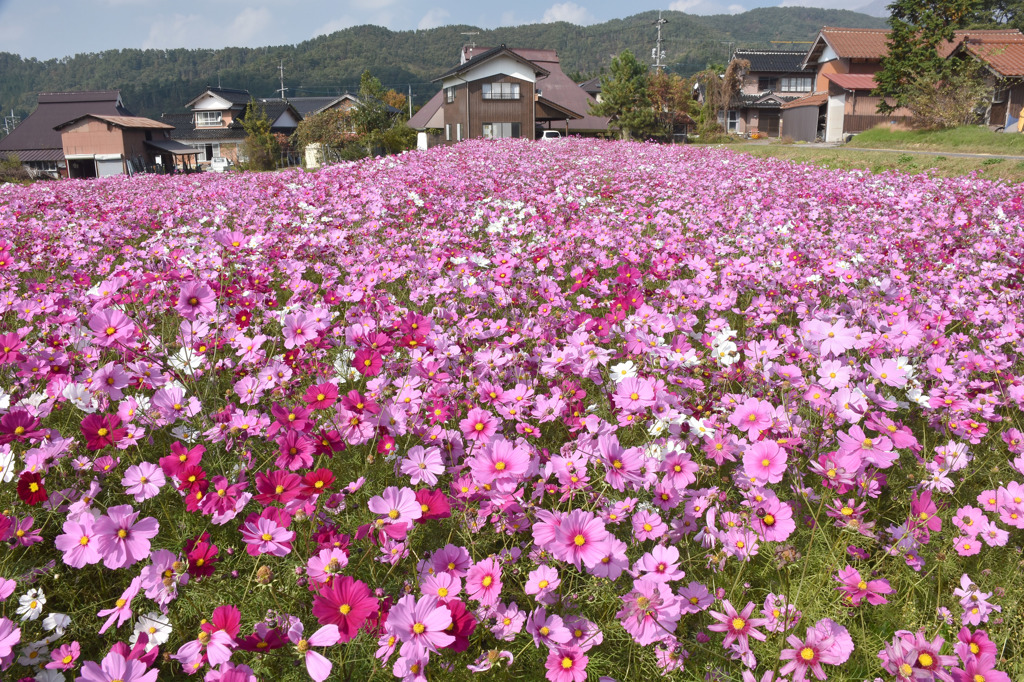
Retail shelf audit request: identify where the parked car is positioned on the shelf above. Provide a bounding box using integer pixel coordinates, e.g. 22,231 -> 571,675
538,130 -> 562,140
209,157 -> 232,173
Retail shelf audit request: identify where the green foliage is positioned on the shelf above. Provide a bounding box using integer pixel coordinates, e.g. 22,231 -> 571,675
849,123 -> 1024,152
590,50 -> 658,140
0,153 -> 32,183
240,100 -> 280,171
874,0 -> 976,115
903,59 -> 991,128
291,109 -> 356,150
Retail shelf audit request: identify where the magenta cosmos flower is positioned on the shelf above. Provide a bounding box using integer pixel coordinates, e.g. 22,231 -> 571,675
388,594 -> 454,657
468,436 -> 530,485
742,441 -> 788,485
707,600 -> 768,652
312,576 -> 378,641
553,509 -> 609,570
94,505 -> 159,570
545,645 -> 588,682
459,407 -> 499,443
835,566 -> 892,606
729,397 -> 774,436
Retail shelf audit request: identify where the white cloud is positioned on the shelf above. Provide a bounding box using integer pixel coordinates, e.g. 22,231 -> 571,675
418,8 -> 449,30
314,16 -> 356,37
727,3 -> 745,12
142,14 -> 206,50
668,0 -> 703,11
229,7 -> 272,44
541,2 -> 594,24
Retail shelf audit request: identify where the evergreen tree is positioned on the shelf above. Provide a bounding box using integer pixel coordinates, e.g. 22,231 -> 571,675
240,100 -> 280,170
590,50 -> 658,140
874,0 -> 976,114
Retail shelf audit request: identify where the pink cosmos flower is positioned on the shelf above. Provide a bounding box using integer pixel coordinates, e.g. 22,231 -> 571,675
0,616 -> 20,663
526,606 -> 571,648
401,445 -> 445,486
46,641 -> 80,670
176,281 -> 216,320
240,515 -> 294,557
311,576 -> 378,640
835,566 -> 892,606
465,557 -> 503,606
388,594 -> 454,657
54,513 -> 102,568
121,462 -> 165,502
460,406 -> 499,443
468,436 -> 530,485
612,376 -> 656,411
634,545 -> 684,583
553,509 -> 609,570
78,650 -> 157,682
545,646 -> 588,682
708,600 -> 768,651
742,441 -> 788,485
283,312 -> 320,349
94,505 -> 159,570
368,486 -> 423,526
729,397 -> 774,436
98,576 -> 143,634
617,578 -> 681,646
287,621 -> 339,682
89,309 -> 136,348
525,565 -> 560,601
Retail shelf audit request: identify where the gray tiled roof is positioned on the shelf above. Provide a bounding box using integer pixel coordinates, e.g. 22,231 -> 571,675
734,50 -> 811,74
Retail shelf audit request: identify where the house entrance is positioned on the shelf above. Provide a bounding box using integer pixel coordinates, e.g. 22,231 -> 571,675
760,111 -> 781,137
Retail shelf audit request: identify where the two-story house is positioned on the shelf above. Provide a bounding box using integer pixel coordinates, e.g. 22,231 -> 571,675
162,87 -> 300,167
725,50 -> 814,137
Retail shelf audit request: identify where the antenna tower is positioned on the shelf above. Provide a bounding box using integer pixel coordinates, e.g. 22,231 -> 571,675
651,11 -> 667,72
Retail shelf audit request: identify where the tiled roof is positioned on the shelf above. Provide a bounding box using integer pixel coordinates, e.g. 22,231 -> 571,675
55,115 -> 174,130
0,90 -> 131,158
206,87 -> 252,105
435,45 -> 549,81
964,38 -> 1024,77
514,49 -> 608,133
734,50 -> 810,73
819,27 -> 890,59
824,72 -> 877,90
408,90 -> 443,129
782,92 -> 828,110
737,92 -> 799,109
579,76 -> 602,95
289,96 -> 347,117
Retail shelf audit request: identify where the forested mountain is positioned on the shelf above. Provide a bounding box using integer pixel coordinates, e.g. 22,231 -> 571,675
0,8 -> 887,124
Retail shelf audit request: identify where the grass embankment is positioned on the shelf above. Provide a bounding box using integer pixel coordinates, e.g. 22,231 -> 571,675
737,144 -> 1024,184
849,125 -> 1024,154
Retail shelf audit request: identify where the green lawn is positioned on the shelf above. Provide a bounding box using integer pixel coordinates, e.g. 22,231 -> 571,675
735,143 -> 1024,185
847,125 -> 1024,154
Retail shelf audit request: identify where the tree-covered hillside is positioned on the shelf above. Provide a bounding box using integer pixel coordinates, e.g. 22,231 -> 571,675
0,9 -> 887,125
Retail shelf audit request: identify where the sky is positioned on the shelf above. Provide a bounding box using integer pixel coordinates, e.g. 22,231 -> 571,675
0,0 -> 885,61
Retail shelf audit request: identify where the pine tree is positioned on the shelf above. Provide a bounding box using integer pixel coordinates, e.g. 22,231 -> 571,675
240,101 -> 280,171
589,50 -> 658,140
874,0 -> 976,114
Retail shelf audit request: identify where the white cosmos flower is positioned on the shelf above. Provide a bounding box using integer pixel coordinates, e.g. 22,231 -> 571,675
610,361 -> 636,382
131,612 -> 172,650
17,588 -> 46,621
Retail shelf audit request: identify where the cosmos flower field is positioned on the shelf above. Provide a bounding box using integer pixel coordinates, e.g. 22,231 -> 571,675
0,138 -> 1022,682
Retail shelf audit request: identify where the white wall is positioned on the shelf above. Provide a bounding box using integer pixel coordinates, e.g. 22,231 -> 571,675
441,56 -> 536,89
826,93 -> 846,142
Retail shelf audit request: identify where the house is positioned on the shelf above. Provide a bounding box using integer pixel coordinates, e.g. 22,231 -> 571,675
952,32 -> 1024,130
289,94 -> 404,167
725,50 -> 815,137
796,26 -> 1024,141
408,45 -> 607,147
54,114 -> 199,178
580,76 -> 603,103
0,90 -> 133,178
161,87 -> 301,168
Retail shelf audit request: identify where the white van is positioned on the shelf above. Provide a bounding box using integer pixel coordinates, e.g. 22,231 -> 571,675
539,130 -> 562,140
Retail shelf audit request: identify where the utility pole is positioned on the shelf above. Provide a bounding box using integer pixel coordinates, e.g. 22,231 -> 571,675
2,110 -> 18,137
651,11 -> 667,72
276,60 -> 287,100
408,84 -> 413,118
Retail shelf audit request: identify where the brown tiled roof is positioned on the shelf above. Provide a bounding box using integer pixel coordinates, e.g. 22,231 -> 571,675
55,115 -> 174,130
782,92 -> 828,110
963,39 -> 1024,76
812,27 -> 1024,61
820,27 -> 890,59
824,72 -> 877,90
407,90 -> 443,130
0,90 -> 131,161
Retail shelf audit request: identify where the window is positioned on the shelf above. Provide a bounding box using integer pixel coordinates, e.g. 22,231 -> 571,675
196,111 -> 223,127
445,124 -> 451,141
482,122 -> 521,139
482,82 -> 521,100
781,77 -> 813,93
189,142 -> 220,162
456,123 -> 462,141
726,110 -> 739,132
446,87 -> 455,103
758,77 -> 778,92
26,160 -> 58,173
